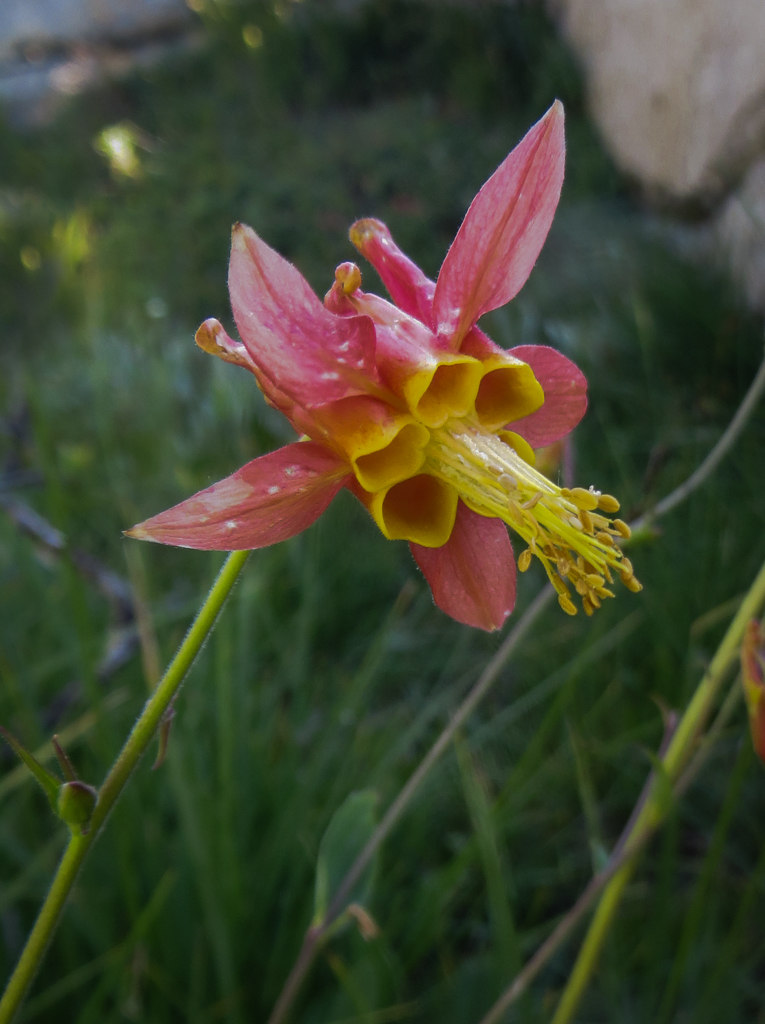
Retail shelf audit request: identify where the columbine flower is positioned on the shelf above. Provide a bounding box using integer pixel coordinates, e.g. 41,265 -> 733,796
127,101 -> 640,630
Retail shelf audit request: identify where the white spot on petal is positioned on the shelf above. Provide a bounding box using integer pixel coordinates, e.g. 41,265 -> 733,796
267,485 -> 280,495
285,465 -> 299,477
225,520 -> 238,530
320,371 -> 340,381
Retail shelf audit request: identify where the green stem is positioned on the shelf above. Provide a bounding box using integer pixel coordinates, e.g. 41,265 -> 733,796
550,556 -> 765,1024
0,549 -> 250,1024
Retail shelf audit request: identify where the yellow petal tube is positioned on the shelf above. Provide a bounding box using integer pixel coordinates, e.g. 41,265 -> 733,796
398,353 -> 484,429
497,429 -> 536,466
315,396 -> 430,493
366,474 -> 458,547
474,353 -> 544,431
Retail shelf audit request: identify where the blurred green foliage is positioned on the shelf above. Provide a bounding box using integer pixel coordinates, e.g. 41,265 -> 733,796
1,2 -> 764,1022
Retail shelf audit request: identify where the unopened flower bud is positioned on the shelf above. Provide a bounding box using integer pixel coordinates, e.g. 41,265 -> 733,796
57,780 -> 98,835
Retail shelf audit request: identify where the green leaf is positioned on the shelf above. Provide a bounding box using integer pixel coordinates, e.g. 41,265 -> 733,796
313,789 -> 378,927
0,727 -> 61,812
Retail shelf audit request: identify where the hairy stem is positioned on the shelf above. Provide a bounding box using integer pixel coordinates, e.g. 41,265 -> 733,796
549,556 -> 765,1024
0,550 -> 250,1024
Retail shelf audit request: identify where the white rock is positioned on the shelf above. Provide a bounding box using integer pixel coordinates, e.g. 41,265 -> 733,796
548,0 -> 765,202
0,0 -> 192,57
713,157 -> 765,311
549,0 -> 765,309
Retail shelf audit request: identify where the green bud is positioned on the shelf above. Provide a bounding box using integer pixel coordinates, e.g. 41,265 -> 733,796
57,781 -> 98,835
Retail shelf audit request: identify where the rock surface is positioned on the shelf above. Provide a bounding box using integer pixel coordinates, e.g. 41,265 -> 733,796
3,0 -> 765,310
548,0 -> 765,203
0,0 -> 196,125
548,0 -> 765,309
713,157 -> 765,311
0,0 -> 192,51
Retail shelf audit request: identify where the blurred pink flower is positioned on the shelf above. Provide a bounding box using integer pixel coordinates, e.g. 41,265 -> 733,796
742,620 -> 765,764
128,102 -> 639,629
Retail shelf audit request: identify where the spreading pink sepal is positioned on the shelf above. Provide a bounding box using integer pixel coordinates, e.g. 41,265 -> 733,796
433,101 -> 565,347
506,343 -> 587,446
228,223 -> 380,411
348,218 -> 436,326
410,503 -> 517,631
125,442 -> 351,550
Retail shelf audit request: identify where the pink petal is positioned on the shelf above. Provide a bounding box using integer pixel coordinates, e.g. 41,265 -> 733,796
433,101 -> 565,346
410,504 -> 517,630
348,218 -> 436,326
507,344 -> 588,446
126,442 -> 351,550
229,223 -> 380,410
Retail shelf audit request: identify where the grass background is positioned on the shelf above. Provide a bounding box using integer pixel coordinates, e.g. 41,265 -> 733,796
1,1 -> 764,1021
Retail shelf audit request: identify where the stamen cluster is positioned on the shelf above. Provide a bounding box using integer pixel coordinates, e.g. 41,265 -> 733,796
425,426 -> 641,615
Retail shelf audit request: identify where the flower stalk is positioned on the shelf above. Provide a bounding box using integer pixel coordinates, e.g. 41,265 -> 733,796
549,555 -> 765,1024
0,550 -> 250,1024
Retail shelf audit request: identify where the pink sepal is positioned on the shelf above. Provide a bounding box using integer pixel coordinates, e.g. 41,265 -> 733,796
507,344 -> 587,446
348,218 -> 436,326
433,101 -> 565,346
229,223 -> 380,413
410,503 -> 517,630
126,442 -> 351,550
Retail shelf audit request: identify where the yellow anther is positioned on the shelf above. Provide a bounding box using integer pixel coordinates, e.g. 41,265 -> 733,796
578,509 -> 594,533
558,592 -> 578,616
613,519 -> 631,539
567,487 -> 600,511
522,491 -> 543,510
517,548 -> 533,573
597,493 -> 621,513
520,509 -> 541,537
